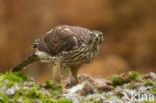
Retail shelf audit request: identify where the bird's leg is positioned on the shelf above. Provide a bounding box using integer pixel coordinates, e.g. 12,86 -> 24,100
65,67 -> 79,88
52,63 -> 65,84
70,67 -> 79,84
52,63 -> 66,91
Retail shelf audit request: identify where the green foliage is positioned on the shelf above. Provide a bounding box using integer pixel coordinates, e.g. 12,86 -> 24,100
45,80 -> 62,90
111,76 -> 124,87
27,86 -> 43,98
142,80 -> 153,86
0,72 -> 72,103
14,72 -> 28,81
151,87 -> 156,94
88,98 -> 102,103
127,72 -> 139,81
0,92 -> 7,103
0,72 -> 27,82
56,99 -> 73,103
112,72 -> 139,87
6,81 -> 15,88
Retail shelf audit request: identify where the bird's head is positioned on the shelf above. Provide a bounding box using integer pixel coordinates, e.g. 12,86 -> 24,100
88,30 -> 103,45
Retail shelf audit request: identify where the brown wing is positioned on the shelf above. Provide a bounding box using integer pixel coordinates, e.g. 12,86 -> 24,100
33,25 -> 91,56
34,25 -> 77,56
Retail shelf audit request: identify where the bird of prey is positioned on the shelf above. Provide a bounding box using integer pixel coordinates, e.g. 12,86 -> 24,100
11,25 -> 103,84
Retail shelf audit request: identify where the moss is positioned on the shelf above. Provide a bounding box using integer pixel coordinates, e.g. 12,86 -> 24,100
88,98 -> 102,103
142,80 -> 153,86
112,72 -> 139,87
127,72 -> 139,81
27,86 -> 43,98
0,92 -> 7,102
151,87 -> 156,95
0,72 -> 72,103
0,72 -> 27,82
6,81 -> 15,88
142,100 -> 156,103
105,94 -> 112,99
56,99 -> 72,103
111,76 -> 124,87
45,80 -> 62,90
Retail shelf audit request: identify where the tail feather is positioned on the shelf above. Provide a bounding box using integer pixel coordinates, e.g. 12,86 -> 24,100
11,53 -> 39,72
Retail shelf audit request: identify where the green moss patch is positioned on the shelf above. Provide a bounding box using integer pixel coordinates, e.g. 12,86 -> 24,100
111,72 -> 139,87
0,72 -> 72,103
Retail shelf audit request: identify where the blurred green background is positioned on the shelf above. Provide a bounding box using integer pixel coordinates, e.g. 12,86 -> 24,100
0,0 -> 156,82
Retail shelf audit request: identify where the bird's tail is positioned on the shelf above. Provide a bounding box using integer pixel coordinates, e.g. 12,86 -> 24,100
11,53 -> 39,72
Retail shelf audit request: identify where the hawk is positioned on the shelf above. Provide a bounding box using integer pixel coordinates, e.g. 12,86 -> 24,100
11,25 -> 103,84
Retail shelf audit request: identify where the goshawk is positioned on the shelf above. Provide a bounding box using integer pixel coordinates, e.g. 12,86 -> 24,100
11,25 -> 103,84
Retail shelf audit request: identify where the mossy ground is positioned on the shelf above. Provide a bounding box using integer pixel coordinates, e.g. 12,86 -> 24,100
0,72 -> 71,103
0,72 -> 156,103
